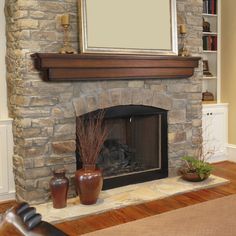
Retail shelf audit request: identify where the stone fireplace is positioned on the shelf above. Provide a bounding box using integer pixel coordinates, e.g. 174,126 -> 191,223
5,0 -> 203,203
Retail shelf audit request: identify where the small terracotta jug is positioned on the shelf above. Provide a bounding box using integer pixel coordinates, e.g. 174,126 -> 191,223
75,164 -> 103,205
50,169 -> 69,209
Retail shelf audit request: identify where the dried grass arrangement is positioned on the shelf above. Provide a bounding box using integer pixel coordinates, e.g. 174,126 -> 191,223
76,111 -> 108,166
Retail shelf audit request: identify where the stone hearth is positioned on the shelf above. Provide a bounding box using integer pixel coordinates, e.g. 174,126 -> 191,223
5,0 -> 203,203
35,175 -> 229,223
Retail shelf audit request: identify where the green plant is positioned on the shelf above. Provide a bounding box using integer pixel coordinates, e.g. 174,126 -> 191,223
181,156 -> 213,179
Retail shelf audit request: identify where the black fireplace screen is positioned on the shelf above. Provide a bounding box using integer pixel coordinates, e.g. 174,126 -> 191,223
76,105 -> 168,189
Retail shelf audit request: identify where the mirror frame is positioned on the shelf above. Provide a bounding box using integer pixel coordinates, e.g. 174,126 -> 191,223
78,0 -> 178,55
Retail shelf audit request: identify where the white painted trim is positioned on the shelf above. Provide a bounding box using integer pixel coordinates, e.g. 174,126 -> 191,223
217,0 -> 221,102
0,192 -> 15,202
0,119 -> 15,201
228,144 -> 236,163
0,0 -> 8,119
208,153 -> 228,163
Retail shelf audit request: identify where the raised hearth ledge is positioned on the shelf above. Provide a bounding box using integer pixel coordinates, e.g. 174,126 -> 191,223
31,53 -> 201,81
34,175 -> 228,224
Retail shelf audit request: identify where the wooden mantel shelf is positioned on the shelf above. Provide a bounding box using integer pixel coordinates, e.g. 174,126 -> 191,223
32,53 -> 201,81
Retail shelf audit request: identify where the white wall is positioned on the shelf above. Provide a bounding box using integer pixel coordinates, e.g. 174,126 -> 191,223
0,0 -> 8,119
0,0 -> 15,200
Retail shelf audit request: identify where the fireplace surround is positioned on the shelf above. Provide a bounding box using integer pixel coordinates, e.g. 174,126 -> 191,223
5,0 -> 203,204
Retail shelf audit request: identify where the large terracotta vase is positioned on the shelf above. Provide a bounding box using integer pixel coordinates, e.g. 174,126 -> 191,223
50,169 -> 69,209
75,164 -> 103,205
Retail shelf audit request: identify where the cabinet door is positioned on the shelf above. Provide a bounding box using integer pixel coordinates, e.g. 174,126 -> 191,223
202,106 -> 227,162
0,125 -> 10,193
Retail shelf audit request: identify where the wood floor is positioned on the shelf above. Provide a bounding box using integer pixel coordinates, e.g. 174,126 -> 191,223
1,161 -> 236,235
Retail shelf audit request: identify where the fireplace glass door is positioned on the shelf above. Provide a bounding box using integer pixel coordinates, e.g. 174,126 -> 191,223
76,105 -> 168,189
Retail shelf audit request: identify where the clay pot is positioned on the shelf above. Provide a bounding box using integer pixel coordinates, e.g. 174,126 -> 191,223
75,165 -> 103,205
180,169 -> 210,182
50,169 -> 69,209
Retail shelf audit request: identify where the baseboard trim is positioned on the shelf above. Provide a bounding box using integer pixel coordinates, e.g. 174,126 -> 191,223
208,154 -> 228,163
0,191 -> 15,202
228,144 -> 236,162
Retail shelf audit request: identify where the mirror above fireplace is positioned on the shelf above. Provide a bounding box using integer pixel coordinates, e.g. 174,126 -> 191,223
78,0 -> 178,55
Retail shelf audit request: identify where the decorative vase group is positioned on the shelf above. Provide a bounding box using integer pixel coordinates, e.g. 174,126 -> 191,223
75,164 -> 103,205
50,169 -> 69,209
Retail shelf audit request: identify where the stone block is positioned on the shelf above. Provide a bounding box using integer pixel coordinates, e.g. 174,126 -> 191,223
11,95 -> 31,106
54,123 -> 75,136
45,156 -> 65,167
142,89 -> 154,106
85,95 -> 98,112
128,81 -> 144,88
30,11 -> 46,19
14,118 -> 32,128
152,93 -> 173,110
14,107 -> 51,118
35,178 -> 50,191
52,140 -> 76,154
120,89 -> 132,105
51,107 -> 64,118
18,19 -> 38,30
63,156 -> 76,164
97,91 -> 111,109
73,97 -> 87,117
30,97 -> 58,106
16,186 -> 48,204
38,2 -> 66,13
31,31 -> 57,41
18,0 -> 38,9
32,118 -> 54,127
150,84 -> 167,93
23,145 -> 49,158
24,167 -> 52,179
192,119 -> 202,127
168,110 -> 186,124
168,132 -> 187,144
131,89 -> 143,105
33,156 -> 45,168
110,89 -> 122,106
20,128 -> 41,138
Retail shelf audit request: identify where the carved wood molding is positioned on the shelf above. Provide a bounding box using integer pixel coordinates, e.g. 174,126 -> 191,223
31,53 -> 201,81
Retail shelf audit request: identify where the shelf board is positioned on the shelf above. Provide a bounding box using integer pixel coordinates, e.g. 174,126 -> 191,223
202,101 -> 217,105
31,53 -> 201,81
203,32 -> 217,35
203,50 -> 217,53
202,13 -> 217,17
202,76 -> 217,80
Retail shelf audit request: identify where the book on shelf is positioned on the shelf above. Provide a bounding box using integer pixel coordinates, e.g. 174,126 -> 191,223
203,0 -> 217,14
203,35 -> 217,51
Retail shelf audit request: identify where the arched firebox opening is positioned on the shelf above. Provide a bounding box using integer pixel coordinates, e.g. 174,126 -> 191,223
76,105 -> 168,189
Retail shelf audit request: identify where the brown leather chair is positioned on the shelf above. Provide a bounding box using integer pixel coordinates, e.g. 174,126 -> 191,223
0,202 -> 68,236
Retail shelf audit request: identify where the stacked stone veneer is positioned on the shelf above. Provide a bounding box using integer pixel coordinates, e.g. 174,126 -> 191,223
5,0 -> 203,204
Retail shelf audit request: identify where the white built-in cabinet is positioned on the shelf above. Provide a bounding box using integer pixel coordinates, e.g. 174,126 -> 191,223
202,103 -> 228,163
202,0 -> 228,163
0,120 -> 15,200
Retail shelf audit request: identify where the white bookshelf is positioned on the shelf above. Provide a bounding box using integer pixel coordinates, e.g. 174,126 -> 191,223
202,0 -> 221,103
202,0 -> 228,163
